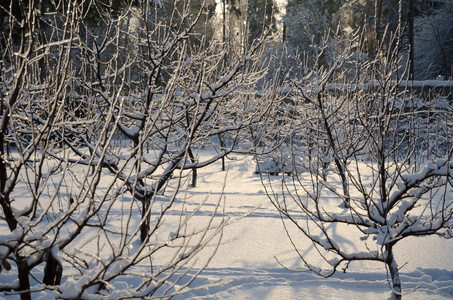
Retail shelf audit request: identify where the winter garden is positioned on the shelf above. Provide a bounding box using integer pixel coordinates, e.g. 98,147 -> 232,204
1,0 -> 453,299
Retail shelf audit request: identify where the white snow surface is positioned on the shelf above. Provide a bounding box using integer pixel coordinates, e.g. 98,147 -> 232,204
171,154 -> 453,299
2,152 -> 453,299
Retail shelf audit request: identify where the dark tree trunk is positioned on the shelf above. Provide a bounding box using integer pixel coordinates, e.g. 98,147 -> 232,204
187,147 -> 197,187
385,244 -> 402,299
17,258 -> 31,300
43,250 -> 63,286
219,133 -> 226,171
408,0 -> 414,79
316,94 -> 350,206
140,199 -> 151,242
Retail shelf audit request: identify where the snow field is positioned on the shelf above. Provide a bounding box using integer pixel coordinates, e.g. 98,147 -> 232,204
1,151 -> 452,299
174,153 -> 453,299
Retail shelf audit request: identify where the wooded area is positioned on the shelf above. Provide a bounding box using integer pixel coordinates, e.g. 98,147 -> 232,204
0,0 -> 452,299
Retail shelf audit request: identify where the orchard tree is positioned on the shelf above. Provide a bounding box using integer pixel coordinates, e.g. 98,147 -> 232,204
0,0 -> 279,299
263,31 -> 453,299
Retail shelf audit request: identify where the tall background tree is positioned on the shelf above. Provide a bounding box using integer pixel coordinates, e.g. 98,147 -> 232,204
247,0 -> 278,42
280,0 -> 452,80
413,0 -> 453,79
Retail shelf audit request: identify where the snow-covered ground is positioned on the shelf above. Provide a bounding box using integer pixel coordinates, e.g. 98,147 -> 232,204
172,153 -> 453,299
1,152 -> 452,299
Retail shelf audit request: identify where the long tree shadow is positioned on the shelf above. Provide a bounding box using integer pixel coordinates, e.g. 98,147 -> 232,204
171,267 -> 453,299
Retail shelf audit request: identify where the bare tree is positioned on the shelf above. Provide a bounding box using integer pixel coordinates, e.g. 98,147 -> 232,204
0,0 -> 278,299
263,31 -> 453,299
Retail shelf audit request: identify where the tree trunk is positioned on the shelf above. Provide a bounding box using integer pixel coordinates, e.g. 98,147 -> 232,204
385,244 -> 402,300
317,94 -> 350,206
43,249 -> 63,286
140,199 -> 151,242
222,0 -> 226,44
187,147 -> 197,187
0,161 -> 18,231
17,258 -> 31,300
219,133 -> 226,171
408,0 -> 414,80
138,153 -> 185,243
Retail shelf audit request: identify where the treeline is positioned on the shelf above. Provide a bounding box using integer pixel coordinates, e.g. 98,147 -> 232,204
2,0 -> 451,79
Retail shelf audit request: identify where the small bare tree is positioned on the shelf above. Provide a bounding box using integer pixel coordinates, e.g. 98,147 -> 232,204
0,0 -> 278,299
264,31 -> 453,299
